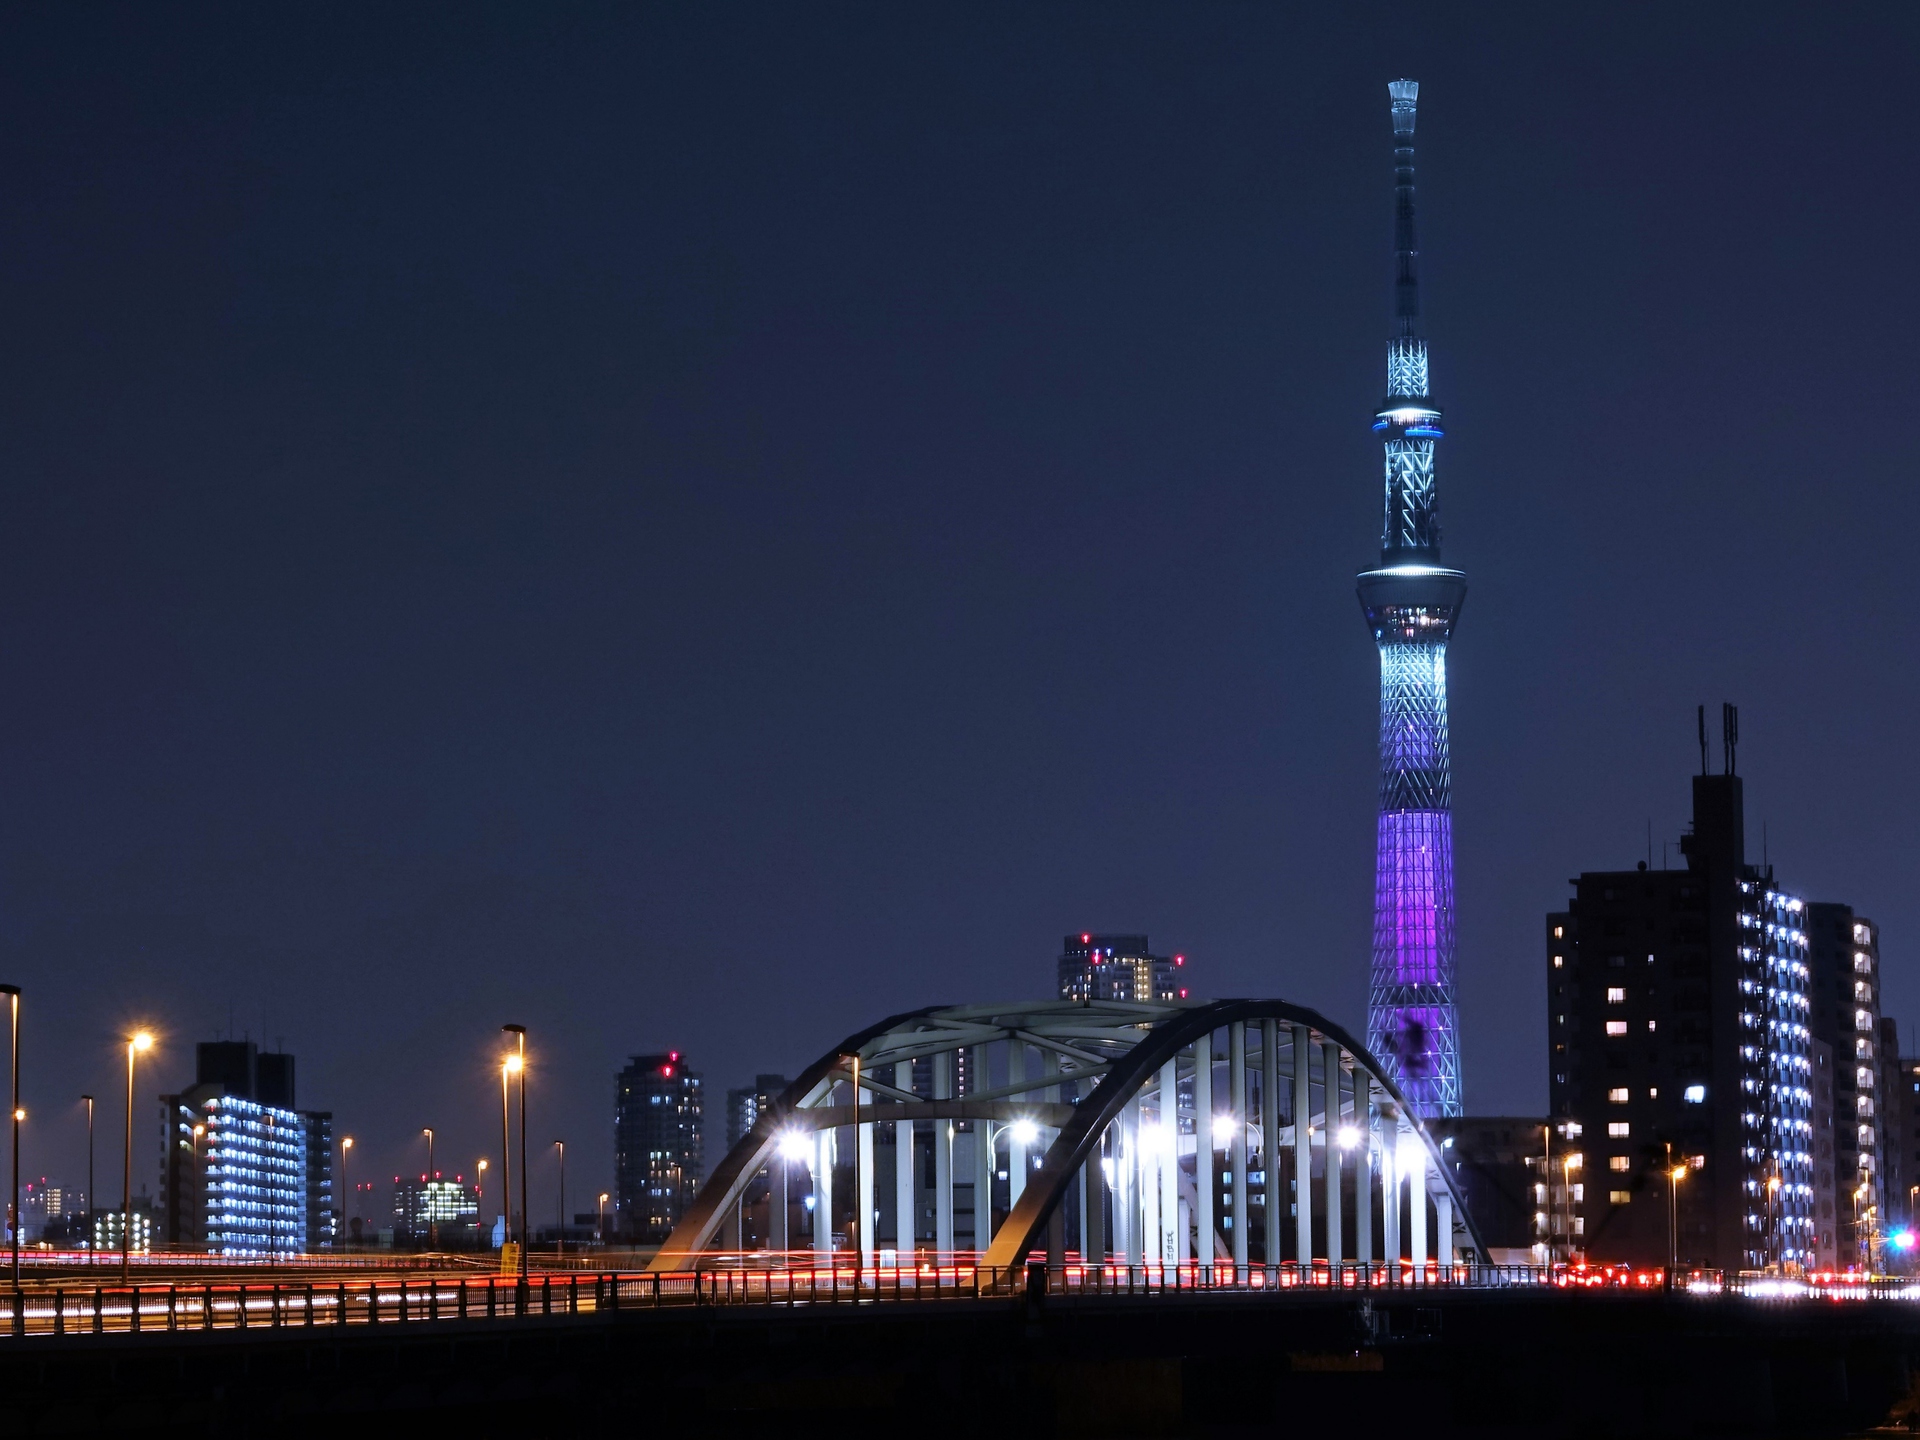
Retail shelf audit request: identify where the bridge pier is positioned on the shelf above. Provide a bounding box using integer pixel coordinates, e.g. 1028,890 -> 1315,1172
1229,1021 -> 1248,1280
895,1061 -> 915,1258
934,1053 -> 953,1259
1325,1041 -> 1343,1266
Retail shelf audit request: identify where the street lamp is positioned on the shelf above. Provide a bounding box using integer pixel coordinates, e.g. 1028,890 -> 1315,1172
776,1129 -> 811,1265
502,1025 -> 527,1282
554,1141 -> 565,1258
422,1128 -> 437,1249
499,1058 -> 514,1251
123,1031 -> 153,1281
341,1137 -> 354,1248
80,1095 -> 95,1262
0,984 -> 19,1295
598,1192 -> 609,1244
1766,1171 -> 1782,1274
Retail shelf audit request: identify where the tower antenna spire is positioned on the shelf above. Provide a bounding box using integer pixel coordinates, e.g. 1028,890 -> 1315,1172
1357,80 -> 1467,1120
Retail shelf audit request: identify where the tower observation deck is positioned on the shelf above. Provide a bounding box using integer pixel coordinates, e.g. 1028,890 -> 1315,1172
1357,80 -> 1466,1118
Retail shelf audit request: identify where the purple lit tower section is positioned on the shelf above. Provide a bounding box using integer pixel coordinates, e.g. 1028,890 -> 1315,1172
1357,80 -> 1466,1118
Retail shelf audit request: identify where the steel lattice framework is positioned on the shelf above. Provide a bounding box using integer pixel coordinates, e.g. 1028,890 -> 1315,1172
1356,80 -> 1466,1118
649,998 -> 1483,1273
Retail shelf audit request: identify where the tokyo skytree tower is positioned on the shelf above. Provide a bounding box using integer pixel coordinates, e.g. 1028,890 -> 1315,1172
1356,80 -> 1466,1118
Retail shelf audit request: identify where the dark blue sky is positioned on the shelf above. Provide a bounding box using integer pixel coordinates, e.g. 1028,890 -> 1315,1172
1,4 -> 1914,1220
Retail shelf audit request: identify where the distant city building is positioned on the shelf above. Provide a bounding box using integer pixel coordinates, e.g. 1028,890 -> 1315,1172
615,1052 -> 703,1241
158,1040 -> 335,1255
1428,1116 -> 1547,1263
1547,714 -> 1818,1273
1884,1022 -> 1910,1240
727,1074 -> 788,1149
93,1205 -> 151,1254
1811,1038 -> 1837,1270
392,1177 -> 480,1243
1808,904 -> 1883,1261
1056,935 -> 1187,1004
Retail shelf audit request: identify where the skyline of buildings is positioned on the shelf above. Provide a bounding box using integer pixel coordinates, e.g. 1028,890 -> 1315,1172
1056,935 -> 1187,1004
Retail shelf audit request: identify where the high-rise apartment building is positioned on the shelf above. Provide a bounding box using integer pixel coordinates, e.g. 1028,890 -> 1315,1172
159,1040 -> 335,1255
1808,904 -> 1883,1261
615,1051 -> 703,1242
1056,935 -> 1186,1004
1356,81 -> 1466,1119
1547,714 -> 1817,1272
727,1074 -> 788,1149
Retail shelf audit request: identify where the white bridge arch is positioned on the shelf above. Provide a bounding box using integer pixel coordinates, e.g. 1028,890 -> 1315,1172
649,998 -> 1484,1275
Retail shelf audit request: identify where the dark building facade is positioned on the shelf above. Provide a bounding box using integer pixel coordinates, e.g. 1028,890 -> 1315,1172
1429,1115 -> 1548,1262
615,1051 -> 704,1241
727,1074 -> 788,1150
1548,729 -> 1816,1273
1808,903 -> 1884,1262
1057,935 -> 1187,1004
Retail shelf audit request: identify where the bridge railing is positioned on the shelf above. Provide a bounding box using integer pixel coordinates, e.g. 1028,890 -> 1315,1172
6,1259 -> 1896,1338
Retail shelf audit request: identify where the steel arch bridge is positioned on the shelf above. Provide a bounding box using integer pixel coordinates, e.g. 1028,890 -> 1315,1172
649,998 -> 1484,1276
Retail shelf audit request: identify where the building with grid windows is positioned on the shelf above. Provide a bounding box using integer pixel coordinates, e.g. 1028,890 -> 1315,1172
1808,904 -> 1884,1262
615,1051 -> 703,1242
159,1040 -> 334,1255
1056,935 -> 1187,1004
1547,713 -> 1817,1273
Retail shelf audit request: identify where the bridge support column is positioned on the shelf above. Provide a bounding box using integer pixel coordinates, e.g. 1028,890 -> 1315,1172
1260,1019 -> 1279,1277
1355,1078 -> 1373,1265
857,1085 -> 875,1269
1293,1024 -> 1312,1267
1410,1153 -> 1428,1268
1436,1189 -> 1453,1268
1390,1121 -> 1405,1267
1193,1035 -> 1213,1269
815,1125 -> 834,1260
773,1152 -> 790,1256
1157,1058 -> 1178,1268
895,1062 -> 915,1259
1009,1041 -> 1027,1212
1121,1093 -> 1140,1268
934,1053 -> 954,1261
976,1121 -> 994,1250
1083,1129 -> 1106,1266
1229,1022 -> 1248,1279
1324,1042 -> 1343,1267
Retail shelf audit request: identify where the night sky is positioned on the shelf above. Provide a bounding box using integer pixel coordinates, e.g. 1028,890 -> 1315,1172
2,4 -> 1915,1224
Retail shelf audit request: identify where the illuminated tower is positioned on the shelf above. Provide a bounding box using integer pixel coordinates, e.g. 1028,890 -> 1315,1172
1357,80 -> 1466,1118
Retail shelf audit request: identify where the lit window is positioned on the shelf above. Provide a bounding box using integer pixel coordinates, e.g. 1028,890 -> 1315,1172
1605,1021 -> 1628,1036
1608,1088 -> 1629,1104
1647,1020 -> 1657,1032
1609,1190 -> 1631,1205
1552,956 -> 1563,969
1609,1156 -> 1630,1172
1648,1087 -> 1658,1099
1608,1122 -> 1630,1138
1606,988 -> 1626,1004
1554,926 -> 1564,939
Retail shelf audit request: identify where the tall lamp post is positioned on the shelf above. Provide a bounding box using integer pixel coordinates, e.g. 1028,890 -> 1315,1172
499,1060 -> 514,1250
503,1025 -> 527,1281
421,1128 -> 436,1250
122,1032 -> 153,1281
1,984 -> 19,1294
340,1137 -> 354,1249
80,1095 -> 94,1263
554,1141 -> 565,1258
1664,1141 -> 1686,1291
598,1192 -> 609,1245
